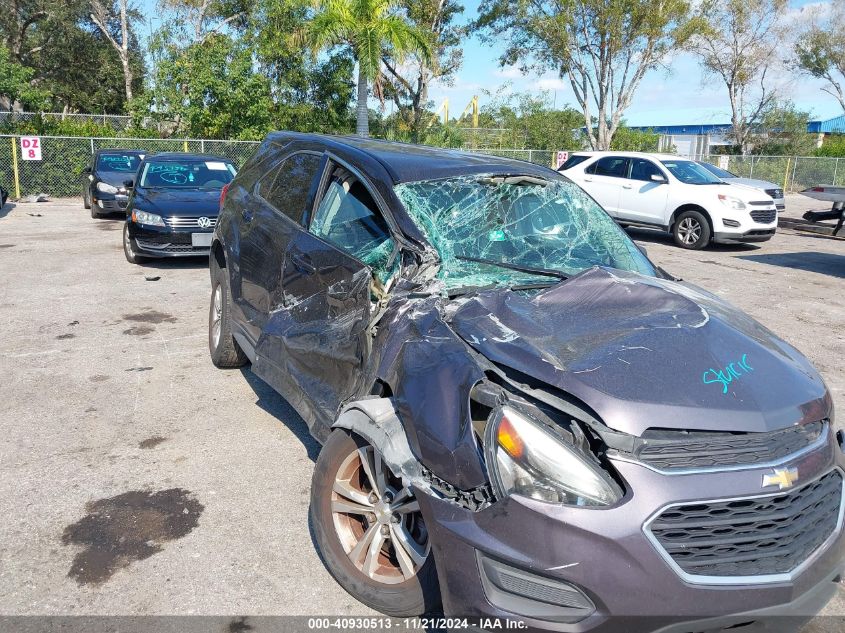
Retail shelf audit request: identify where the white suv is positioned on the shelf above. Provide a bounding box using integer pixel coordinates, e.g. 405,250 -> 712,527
560,152 -> 778,249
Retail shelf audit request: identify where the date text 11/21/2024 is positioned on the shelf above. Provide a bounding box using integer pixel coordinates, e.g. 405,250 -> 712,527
306,617 -> 528,629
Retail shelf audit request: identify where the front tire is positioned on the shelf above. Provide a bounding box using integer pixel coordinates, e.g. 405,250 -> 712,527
83,188 -> 91,210
310,429 -> 440,617
672,210 -> 711,250
123,222 -> 146,264
208,262 -> 248,368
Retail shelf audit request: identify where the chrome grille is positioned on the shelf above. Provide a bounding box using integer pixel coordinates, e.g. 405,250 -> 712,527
636,421 -> 826,471
647,470 -> 843,581
163,216 -> 217,229
765,188 -> 784,199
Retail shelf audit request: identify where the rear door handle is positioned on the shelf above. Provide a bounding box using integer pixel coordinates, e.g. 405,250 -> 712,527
622,184 -> 633,189
583,177 -> 593,182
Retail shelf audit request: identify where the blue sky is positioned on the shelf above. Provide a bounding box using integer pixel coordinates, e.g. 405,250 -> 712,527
138,0 -> 843,125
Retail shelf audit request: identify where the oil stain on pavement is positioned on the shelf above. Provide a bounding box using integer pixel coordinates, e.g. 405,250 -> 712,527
139,436 -> 167,449
123,325 -> 154,336
123,310 -> 177,324
61,488 -> 203,585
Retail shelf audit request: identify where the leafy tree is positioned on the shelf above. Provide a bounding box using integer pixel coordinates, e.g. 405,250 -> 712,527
380,0 -> 464,142
140,33 -> 275,139
1,1 -> 139,112
814,135 -> 845,158
750,101 -> 815,156
250,0 -> 356,134
0,45 -> 48,110
795,1 -> 845,115
475,0 -> 699,151
474,86 -> 583,150
298,0 -> 431,137
691,0 -> 787,155
89,0 -> 144,103
610,126 -> 660,152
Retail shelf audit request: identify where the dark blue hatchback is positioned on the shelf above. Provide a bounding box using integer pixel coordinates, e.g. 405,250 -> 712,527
123,153 -> 236,264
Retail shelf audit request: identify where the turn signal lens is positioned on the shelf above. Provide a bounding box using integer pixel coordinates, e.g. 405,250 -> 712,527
497,415 -> 524,459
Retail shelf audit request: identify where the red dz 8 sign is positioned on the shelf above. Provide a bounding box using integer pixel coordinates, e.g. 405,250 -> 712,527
20,136 -> 42,161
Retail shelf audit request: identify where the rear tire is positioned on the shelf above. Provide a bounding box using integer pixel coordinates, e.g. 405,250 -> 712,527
123,222 -> 146,264
208,261 -> 248,368
672,210 -> 711,250
310,429 -> 440,617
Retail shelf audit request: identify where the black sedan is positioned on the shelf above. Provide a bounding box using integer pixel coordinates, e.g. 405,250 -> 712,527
123,153 -> 236,264
82,149 -> 145,218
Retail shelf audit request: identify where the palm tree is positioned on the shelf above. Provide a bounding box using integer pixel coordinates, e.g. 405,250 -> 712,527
300,0 -> 431,137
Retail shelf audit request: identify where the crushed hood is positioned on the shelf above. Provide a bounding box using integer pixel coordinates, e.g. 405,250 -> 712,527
449,267 -> 830,436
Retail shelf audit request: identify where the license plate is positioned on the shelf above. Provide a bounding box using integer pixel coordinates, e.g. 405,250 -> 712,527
191,233 -> 213,247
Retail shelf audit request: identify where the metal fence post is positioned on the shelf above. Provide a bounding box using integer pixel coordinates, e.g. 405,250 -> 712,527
90,138 -> 94,154
834,158 -> 839,186
783,157 -> 791,192
201,139 -> 205,153
183,139 -> 188,152
790,157 -> 798,192
11,137 -> 20,199
749,156 -> 754,178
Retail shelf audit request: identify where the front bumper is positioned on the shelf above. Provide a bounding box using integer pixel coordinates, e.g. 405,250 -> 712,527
417,437 -> 845,632
127,221 -> 213,258
713,228 -> 776,243
92,193 -> 129,212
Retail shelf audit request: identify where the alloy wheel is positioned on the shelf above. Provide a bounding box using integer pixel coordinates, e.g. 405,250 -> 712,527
330,445 -> 429,584
211,284 -> 223,348
677,217 -> 702,245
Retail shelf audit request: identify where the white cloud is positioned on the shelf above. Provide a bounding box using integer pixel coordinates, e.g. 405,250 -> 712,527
494,66 -> 523,79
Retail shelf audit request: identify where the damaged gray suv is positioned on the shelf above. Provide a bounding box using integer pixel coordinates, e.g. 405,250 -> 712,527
209,133 -> 843,632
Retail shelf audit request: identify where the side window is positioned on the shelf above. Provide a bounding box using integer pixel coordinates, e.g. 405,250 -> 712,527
587,156 -> 629,178
560,154 -> 590,171
629,159 -> 665,182
258,152 -> 322,224
310,168 -> 396,281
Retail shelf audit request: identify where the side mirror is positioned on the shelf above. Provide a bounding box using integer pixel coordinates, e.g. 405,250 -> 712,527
81,166 -> 92,174
650,173 -> 667,183
637,244 -> 649,257
123,179 -> 134,188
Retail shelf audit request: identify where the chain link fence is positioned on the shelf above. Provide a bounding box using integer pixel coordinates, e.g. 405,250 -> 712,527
702,155 -> 844,192
462,148 -> 556,166
0,135 -> 260,198
0,134 -> 843,199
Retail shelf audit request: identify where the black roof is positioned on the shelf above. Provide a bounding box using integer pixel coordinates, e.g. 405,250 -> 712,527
144,152 -> 233,162
265,132 -> 557,184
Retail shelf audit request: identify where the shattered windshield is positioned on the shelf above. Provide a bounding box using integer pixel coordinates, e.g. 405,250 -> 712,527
394,175 -> 656,290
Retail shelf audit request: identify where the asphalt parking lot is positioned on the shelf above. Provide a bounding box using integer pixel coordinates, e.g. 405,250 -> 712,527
0,195 -> 843,631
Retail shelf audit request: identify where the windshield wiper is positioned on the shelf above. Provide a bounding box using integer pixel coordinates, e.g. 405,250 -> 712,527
455,255 -> 568,280
447,280 -> 560,298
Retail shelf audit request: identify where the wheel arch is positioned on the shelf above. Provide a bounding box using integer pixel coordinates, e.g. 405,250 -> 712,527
332,398 -> 426,490
210,238 -> 226,278
670,203 -> 713,233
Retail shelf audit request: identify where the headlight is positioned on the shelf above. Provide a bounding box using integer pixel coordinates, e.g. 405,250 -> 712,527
485,406 -> 622,506
132,210 -> 165,227
718,194 -> 746,211
96,182 -> 118,194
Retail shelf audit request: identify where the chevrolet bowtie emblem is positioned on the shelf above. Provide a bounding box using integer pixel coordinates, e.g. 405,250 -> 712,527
762,467 -> 799,491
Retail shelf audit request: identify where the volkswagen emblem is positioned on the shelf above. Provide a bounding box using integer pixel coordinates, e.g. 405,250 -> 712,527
197,216 -> 212,229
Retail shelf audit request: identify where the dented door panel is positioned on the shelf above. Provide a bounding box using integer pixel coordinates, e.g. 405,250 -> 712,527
252,229 -> 373,438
